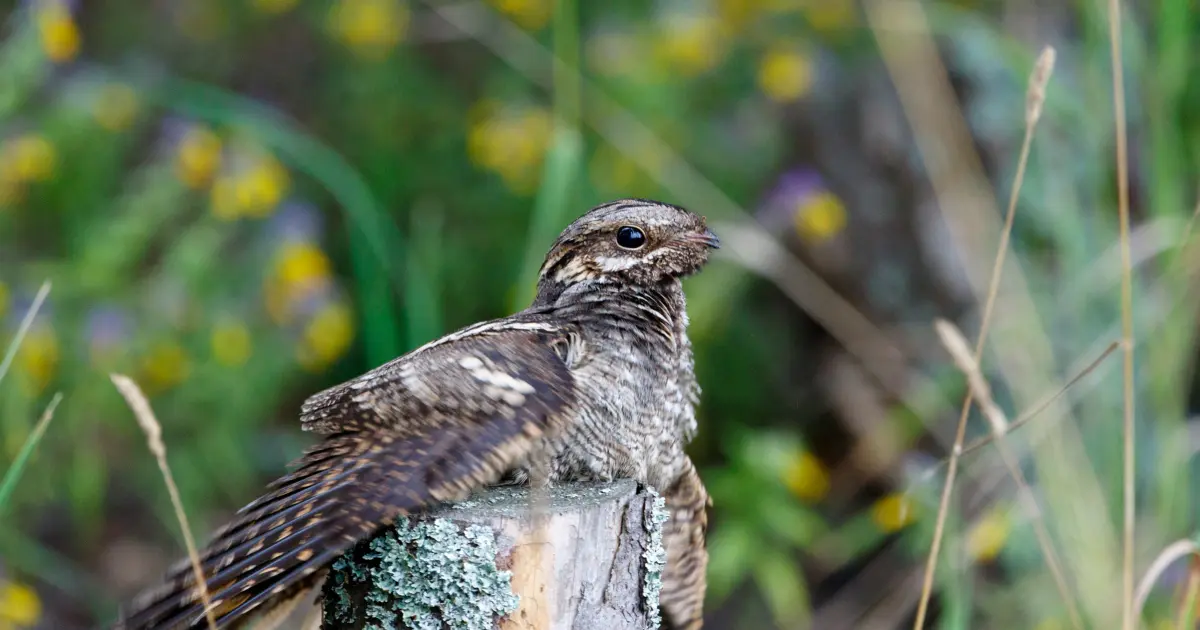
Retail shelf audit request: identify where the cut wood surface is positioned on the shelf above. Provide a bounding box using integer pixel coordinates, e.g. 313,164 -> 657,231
322,479 -> 668,630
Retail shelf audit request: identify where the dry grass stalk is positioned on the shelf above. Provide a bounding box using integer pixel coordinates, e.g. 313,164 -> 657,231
0,280 -> 51,387
909,340 -> 1121,496
934,319 -> 1082,626
958,340 -> 1121,459
1026,47 -> 1056,127
934,320 -> 1009,437
1105,0 -> 1136,627
1134,539 -> 1199,618
886,35 -> 1075,628
110,373 -> 218,630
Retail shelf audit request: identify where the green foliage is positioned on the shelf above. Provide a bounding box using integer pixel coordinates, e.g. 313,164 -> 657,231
0,0 -> 1198,627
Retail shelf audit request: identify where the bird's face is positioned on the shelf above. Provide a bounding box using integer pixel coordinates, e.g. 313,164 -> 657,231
538,199 -> 720,289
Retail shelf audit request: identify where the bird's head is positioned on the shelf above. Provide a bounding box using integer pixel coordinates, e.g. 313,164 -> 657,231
536,199 -> 720,293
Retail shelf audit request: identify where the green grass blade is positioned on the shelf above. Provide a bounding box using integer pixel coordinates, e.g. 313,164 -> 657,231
0,392 -> 63,515
509,0 -> 583,310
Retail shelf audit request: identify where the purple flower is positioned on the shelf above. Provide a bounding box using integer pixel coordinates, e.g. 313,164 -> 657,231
86,305 -> 130,348
758,167 -> 826,231
267,200 -> 324,243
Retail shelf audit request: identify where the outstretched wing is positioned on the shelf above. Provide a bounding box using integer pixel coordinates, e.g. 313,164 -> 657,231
115,324 -> 577,630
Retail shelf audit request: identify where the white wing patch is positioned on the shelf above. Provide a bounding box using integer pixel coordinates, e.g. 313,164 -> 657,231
458,354 -> 537,407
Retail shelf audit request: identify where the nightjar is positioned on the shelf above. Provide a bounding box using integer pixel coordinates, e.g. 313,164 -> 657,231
114,198 -> 718,630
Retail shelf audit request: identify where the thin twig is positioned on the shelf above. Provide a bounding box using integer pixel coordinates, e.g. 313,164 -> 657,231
909,339 -> 1121,491
111,374 -> 218,630
958,340 -> 1121,459
1134,539 -> 1199,618
934,319 -> 1082,628
1106,1 -> 1136,627
0,393 -> 63,514
902,43 -> 1070,629
0,281 -> 51,388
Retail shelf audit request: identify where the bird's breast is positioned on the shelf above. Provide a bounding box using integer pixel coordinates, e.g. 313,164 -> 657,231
543,332 -> 698,491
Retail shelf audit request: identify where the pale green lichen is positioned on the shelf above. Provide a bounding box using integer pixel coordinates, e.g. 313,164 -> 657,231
323,518 -> 520,630
642,489 -> 669,630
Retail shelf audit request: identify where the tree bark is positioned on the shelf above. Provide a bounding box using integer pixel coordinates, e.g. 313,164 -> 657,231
322,479 -> 668,630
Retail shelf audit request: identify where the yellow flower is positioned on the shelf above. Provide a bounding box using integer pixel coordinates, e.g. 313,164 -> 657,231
871,493 -> 915,533
35,0 -> 80,63
0,580 -> 41,626
18,325 -> 58,394
92,83 -> 140,132
175,126 -> 222,189
488,0 -> 552,31
653,14 -> 725,77
966,507 -> 1011,562
253,0 -> 299,14
211,319 -> 252,367
467,104 -> 553,193
265,242 -> 334,323
234,155 -> 289,218
276,242 -> 333,290
329,0 -> 409,59
2,134 -> 57,183
210,151 -> 289,220
782,449 -> 830,503
794,190 -> 847,243
297,301 -> 355,370
140,340 -> 191,392
758,48 -> 815,103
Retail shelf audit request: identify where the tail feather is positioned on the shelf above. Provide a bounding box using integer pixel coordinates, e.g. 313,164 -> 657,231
208,550 -> 340,628
115,428 -> 530,629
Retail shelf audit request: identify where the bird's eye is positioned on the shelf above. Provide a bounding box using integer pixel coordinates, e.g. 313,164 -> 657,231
616,226 -> 646,250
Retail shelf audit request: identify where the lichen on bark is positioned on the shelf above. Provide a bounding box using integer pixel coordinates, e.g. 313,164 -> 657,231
323,518 -> 519,630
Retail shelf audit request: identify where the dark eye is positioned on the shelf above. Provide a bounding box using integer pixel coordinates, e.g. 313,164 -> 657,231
616,226 -> 646,249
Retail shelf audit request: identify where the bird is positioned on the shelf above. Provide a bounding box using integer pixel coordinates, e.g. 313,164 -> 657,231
113,198 -> 718,630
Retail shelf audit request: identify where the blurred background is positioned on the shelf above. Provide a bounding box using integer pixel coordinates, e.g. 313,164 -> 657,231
0,0 -> 1197,628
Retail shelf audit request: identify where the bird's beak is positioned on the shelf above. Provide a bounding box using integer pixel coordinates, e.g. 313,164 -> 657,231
691,227 -> 720,249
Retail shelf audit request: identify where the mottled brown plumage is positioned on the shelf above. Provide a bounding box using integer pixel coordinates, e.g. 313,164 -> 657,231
114,198 -> 717,630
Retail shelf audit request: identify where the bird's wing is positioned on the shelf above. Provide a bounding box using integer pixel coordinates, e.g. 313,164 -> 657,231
297,318 -> 570,434
115,324 -> 577,630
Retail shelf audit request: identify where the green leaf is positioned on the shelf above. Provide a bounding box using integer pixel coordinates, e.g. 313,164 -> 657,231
0,393 -> 61,516
752,551 -> 811,630
758,499 -> 827,550
705,519 -> 760,605
509,127 -> 583,311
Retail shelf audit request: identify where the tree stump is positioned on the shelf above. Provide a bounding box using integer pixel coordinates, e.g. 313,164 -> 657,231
321,479 -> 669,630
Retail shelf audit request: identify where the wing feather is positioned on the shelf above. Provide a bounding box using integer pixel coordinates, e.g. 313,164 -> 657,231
114,326 -> 576,630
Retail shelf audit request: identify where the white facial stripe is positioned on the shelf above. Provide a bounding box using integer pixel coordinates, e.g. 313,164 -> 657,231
593,255 -> 639,272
